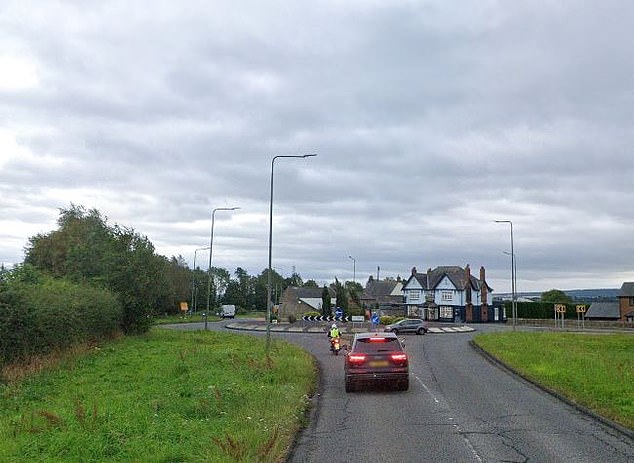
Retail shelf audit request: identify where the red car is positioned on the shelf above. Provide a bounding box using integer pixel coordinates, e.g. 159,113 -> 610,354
344,332 -> 409,392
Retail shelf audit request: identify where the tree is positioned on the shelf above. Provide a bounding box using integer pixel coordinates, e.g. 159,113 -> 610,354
541,289 -> 572,304
321,285 -> 332,317
345,281 -> 363,306
333,278 -> 348,313
24,204 -> 178,333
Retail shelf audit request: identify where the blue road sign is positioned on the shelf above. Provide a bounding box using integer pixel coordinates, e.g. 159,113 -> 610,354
371,313 -> 380,324
335,308 -> 343,317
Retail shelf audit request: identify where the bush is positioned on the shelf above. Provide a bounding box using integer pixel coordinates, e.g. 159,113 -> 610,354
288,314 -> 297,324
380,316 -> 403,326
0,267 -> 122,367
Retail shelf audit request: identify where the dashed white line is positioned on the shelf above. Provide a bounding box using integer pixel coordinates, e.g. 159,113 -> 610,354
414,375 -> 440,403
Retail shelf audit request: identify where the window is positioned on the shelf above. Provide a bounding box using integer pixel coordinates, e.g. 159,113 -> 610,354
410,290 -> 421,301
439,306 -> 453,318
441,290 -> 453,302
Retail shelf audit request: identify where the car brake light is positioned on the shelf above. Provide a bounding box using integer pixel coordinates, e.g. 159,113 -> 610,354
391,353 -> 407,362
368,337 -> 386,342
348,354 -> 366,364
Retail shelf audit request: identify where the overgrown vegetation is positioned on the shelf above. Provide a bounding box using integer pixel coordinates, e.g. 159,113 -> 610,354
0,329 -> 317,462
24,205 -> 189,333
474,332 -> 634,430
0,265 -> 121,368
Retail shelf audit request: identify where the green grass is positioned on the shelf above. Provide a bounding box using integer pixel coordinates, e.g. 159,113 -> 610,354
0,329 -> 317,462
152,313 -> 216,325
474,332 -> 633,430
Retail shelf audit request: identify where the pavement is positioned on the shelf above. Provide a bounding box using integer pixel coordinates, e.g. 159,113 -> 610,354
225,321 -> 475,334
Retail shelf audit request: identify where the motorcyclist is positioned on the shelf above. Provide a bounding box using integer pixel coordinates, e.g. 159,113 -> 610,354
328,323 -> 342,352
328,323 -> 341,339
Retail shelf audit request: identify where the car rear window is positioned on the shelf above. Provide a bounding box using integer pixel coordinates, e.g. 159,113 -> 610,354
353,337 -> 402,353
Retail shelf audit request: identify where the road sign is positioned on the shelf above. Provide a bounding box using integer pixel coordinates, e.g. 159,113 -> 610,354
576,305 -> 587,313
554,304 -> 567,313
371,313 -> 380,324
180,302 -> 188,312
335,308 -> 344,317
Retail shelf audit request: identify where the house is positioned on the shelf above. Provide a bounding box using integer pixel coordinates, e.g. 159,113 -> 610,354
278,286 -> 336,320
360,276 -> 405,315
402,265 -> 499,323
618,282 -> 634,322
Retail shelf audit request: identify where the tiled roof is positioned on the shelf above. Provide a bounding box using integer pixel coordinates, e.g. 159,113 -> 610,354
292,287 -> 334,298
619,282 -> 634,297
585,302 -> 620,319
404,266 -> 491,292
362,280 -> 398,298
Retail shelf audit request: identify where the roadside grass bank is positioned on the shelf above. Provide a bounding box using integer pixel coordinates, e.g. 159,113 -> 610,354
473,332 -> 633,430
0,329 -> 317,462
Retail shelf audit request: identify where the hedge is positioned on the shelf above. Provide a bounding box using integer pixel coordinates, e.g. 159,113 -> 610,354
0,269 -> 122,367
508,301 -> 586,320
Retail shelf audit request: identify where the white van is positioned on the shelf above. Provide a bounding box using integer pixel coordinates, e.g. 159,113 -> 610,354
221,304 -> 236,319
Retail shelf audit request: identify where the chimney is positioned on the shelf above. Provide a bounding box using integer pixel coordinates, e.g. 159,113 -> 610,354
411,266 -> 417,276
480,266 -> 488,304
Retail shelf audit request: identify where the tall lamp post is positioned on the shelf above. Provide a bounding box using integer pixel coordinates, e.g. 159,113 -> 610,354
495,220 -> 516,330
348,255 -> 356,283
206,207 -> 240,330
267,154 -> 317,351
191,246 -> 210,313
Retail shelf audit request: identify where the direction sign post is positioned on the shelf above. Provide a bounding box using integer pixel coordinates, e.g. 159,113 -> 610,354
576,304 -> 587,329
554,304 -> 567,329
371,313 -> 380,332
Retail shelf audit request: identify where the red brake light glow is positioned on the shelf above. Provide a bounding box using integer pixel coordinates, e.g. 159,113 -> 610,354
391,353 -> 407,361
368,337 -> 386,342
348,354 -> 366,363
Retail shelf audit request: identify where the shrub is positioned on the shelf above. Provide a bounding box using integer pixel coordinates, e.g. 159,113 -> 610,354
0,267 -> 122,367
288,314 -> 297,324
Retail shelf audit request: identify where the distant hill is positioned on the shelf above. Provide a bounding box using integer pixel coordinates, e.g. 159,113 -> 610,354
495,288 -> 619,301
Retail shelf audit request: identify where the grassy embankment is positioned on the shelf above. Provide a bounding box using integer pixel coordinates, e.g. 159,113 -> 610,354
0,329 -> 316,462
474,332 -> 633,430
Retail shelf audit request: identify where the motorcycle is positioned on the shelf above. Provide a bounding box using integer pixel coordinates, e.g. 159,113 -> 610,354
330,336 -> 341,355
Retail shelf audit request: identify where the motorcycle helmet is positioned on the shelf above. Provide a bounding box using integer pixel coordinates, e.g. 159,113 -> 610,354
331,323 -> 337,329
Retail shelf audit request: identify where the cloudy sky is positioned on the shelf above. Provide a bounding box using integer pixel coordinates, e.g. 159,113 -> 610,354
1,1 -> 633,293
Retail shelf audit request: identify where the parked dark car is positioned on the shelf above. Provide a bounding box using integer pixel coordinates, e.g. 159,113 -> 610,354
344,332 -> 409,392
384,318 -> 428,335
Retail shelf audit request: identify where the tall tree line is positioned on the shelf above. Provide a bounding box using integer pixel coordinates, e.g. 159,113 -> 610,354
23,205 -> 322,330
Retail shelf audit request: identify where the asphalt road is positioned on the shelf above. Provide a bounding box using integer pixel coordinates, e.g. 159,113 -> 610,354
168,322 -> 634,462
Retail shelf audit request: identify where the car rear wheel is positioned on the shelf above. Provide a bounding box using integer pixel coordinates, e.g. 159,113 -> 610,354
397,378 -> 409,391
345,379 -> 356,393
416,327 -> 425,335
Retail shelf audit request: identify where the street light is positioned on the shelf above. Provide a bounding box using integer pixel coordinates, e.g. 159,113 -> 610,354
267,154 -> 317,351
190,246 -> 210,313
348,255 -> 356,283
495,220 -> 516,330
206,207 -> 240,330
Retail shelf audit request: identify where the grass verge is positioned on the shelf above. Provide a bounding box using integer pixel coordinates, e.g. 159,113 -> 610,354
473,332 -> 633,430
0,329 -> 317,462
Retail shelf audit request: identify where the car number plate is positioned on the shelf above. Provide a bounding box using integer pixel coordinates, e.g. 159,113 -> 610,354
369,360 -> 389,367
